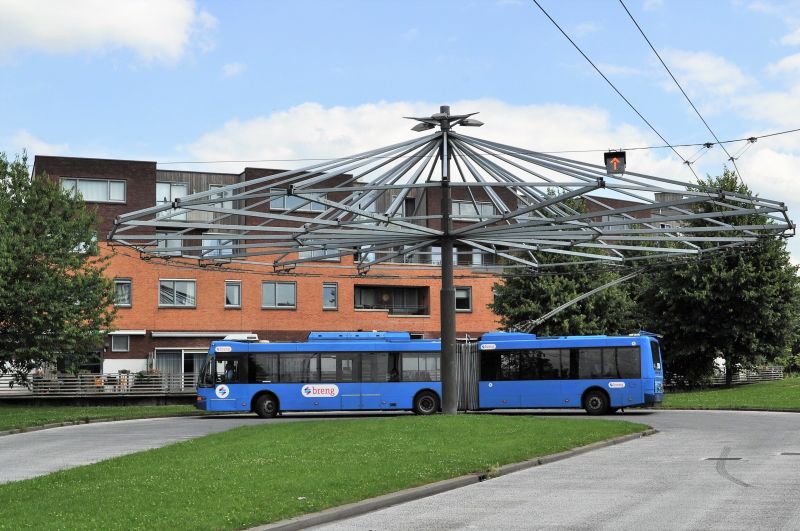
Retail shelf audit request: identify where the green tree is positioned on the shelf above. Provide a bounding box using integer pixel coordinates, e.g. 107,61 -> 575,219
640,169 -> 800,386
490,260 -> 640,336
0,152 -> 116,386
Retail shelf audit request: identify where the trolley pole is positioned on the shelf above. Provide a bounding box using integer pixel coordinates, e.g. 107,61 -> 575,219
439,107 -> 458,415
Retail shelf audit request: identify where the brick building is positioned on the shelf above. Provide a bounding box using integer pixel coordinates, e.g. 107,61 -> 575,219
33,155 -> 503,376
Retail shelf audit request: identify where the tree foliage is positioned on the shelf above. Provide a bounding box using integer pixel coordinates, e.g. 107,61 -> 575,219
638,169 -> 799,386
0,152 -> 116,385
490,261 -> 640,336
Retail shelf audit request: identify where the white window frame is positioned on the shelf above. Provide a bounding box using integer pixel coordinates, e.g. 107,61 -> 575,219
323,282 -> 338,310
269,188 -> 326,212
455,287 -> 472,312
111,335 -> 130,352
299,248 -> 341,261
209,184 -> 234,210
156,182 -> 188,220
156,231 -> 182,256
158,279 -> 197,308
61,177 -> 126,203
225,280 -> 242,309
202,233 -> 235,257
114,279 -> 132,307
261,281 -> 297,309
452,200 -> 495,220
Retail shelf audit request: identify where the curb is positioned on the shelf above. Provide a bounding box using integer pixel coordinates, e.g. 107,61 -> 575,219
654,407 -> 800,413
253,428 -> 658,531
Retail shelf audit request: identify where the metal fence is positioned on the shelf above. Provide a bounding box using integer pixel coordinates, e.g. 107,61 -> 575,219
710,366 -> 785,386
0,373 -> 198,397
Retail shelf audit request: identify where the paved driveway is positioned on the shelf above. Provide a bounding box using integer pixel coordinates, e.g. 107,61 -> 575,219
314,410 -> 800,530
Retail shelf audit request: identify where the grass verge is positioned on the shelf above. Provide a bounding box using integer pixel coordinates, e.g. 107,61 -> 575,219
0,404 -> 207,432
0,415 -> 647,530
661,376 -> 800,410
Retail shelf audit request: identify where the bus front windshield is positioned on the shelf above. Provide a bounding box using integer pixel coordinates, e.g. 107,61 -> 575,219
198,357 -> 215,388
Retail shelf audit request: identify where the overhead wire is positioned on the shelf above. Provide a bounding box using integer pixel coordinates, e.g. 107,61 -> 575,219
617,0 -> 748,186
529,0 -> 700,180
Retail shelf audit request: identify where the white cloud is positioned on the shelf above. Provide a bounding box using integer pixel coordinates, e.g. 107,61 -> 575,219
573,22 -> 600,38
643,0 -> 664,11
766,53 -> 800,74
0,0 -> 217,62
181,99 -> 683,179
660,49 -> 753,97
781,26 -> 800,46
10,130 -> 69,156
734,85 -> 800,127
222,62 -> 247,78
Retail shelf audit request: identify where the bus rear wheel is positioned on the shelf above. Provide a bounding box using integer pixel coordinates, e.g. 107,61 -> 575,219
583,390 -> 609,415
254,394 -> 279,418
413,391 -> 439,415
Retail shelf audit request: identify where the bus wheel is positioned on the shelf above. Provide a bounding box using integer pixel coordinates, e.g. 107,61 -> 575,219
583,390 -> 609,415
413,391 -> 439,415
254,394 -> 279,418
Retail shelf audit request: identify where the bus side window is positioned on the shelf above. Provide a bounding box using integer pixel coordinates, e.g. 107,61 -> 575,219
249,353 -> 278,383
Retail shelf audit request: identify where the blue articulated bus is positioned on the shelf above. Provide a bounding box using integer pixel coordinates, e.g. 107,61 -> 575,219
478,332 -> 664,415
196,330 -> 664,417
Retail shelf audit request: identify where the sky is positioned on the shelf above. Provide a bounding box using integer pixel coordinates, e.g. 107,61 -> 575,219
2,0 -> 800,260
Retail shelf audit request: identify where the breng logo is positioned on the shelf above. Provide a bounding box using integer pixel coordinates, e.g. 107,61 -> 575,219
301,384 -> 339,398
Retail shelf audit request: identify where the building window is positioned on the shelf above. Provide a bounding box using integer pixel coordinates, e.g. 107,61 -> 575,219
209,184 -> 234,210
202,233 -> 234,257
111,335 -> 130,352
61,178 -> 126,203
355,286 -> 429,315
453,200 -> 495,219
269,189 -> 326,211
156,182 -> 188,220
262,281 -> 296,309
323,283 -> 338,310
155,231 -> 182,256
159,280 -> 196,307
114,279 -> 132,307
299,248 -> 340,261
225,281 -> 241,308
455,287 -> 472,312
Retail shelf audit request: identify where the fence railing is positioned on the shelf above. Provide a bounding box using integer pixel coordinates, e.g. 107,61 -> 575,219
710,366 -> 785,386
0,373 -> 198,397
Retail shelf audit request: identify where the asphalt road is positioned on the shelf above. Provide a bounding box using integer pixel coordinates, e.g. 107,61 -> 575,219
314,410 -> 800,531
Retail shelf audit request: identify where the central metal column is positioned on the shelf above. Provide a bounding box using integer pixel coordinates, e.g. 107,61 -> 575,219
439,109 -> 458,415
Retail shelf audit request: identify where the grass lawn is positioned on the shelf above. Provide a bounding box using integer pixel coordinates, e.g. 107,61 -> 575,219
0,415 -> 648,530
0,404 -> 208,432
661,376 -> 800,410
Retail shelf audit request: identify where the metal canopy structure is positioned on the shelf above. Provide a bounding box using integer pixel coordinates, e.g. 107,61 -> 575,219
109,106 -> 794,414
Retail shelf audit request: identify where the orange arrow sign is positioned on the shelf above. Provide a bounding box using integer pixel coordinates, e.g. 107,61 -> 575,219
609,157 -> 620,171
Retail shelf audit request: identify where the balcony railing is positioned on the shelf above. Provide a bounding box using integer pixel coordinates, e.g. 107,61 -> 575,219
354,304 -> 429,316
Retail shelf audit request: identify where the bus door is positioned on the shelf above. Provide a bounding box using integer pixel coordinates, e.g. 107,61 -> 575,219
360,352 -> 400,410
478,349 -> 521,408
212,353 -> 247,408
518,349 -> 566,408
319,352 -> 360,410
